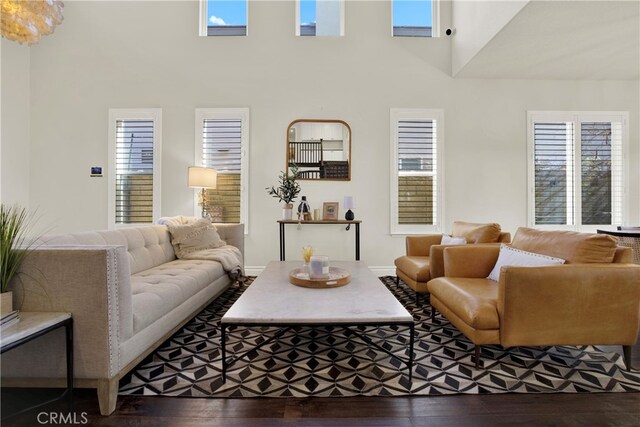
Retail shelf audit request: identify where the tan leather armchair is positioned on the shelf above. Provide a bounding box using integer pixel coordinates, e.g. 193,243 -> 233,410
427,228 -> 640,369
394,222 -> 510,304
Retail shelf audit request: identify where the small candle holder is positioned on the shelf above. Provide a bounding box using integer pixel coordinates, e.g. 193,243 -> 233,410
309,255 -> 330,279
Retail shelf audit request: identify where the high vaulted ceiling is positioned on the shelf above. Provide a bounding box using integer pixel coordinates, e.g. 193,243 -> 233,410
454,0 -> 640,80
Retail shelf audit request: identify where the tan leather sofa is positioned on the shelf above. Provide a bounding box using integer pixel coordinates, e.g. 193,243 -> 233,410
394,221 -> 510,304
427,227 -> 640,369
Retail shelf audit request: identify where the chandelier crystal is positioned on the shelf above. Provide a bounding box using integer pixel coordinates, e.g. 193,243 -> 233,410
1,0 -> 64,46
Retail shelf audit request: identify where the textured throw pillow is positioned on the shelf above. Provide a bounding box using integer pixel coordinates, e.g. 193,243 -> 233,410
167,218 -> 226,259
451,221 -> 502,243
441,234 -> 467,245
487,244 -> 565,282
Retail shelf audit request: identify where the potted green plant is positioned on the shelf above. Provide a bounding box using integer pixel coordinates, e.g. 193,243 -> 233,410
266,165 -> 301,220
0,204 -> 40,316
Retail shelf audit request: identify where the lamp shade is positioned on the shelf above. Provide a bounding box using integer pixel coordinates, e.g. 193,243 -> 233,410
343,196 -> 354,210
188,166 -> 217,189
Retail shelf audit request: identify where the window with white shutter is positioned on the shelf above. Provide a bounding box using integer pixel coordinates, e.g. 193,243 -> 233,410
195,108 -> 249,231
108,109 -> 162,227
391,109 -> 443,234
528,112 -> 627,230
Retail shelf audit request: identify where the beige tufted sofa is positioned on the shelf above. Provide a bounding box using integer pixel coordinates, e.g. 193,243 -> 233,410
3,223 -> 244,415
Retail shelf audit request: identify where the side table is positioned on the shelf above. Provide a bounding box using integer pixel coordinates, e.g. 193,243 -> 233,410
1,312 -> 73,421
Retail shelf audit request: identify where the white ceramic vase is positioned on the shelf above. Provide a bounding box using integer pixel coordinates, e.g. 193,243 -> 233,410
282,204 -> 293,220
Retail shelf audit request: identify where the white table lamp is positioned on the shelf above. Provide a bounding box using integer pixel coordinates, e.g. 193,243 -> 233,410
188,166 -> 217,217
344,196 -> 354,221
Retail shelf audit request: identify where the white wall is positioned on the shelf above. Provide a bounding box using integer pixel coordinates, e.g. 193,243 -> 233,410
1,39 -> 31,207
451,0 -> 529,76
24,1 -> 639,270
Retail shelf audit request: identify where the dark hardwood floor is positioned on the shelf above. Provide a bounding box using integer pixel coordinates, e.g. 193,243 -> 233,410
3,341 -> 639,426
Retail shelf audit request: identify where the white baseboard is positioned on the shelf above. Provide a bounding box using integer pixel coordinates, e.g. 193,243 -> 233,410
244,266 -> 265,276
244,265 -> 396,277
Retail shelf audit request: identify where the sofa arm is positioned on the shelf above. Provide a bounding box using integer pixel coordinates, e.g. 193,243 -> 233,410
498,264 -> 640,347
214,223 -> 244,259
4,246 -> 132,380
405,235 -> 442,257
442,245 -> 500,278
431,243 -> 502,279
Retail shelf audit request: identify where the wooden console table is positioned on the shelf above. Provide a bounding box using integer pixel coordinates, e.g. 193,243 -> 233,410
277,220 -> 362,261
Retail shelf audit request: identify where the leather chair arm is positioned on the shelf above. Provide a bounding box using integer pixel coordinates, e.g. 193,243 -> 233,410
429,245 -> 447,279
498,264 -> 640,347
406,234 -> 442,256
442,245 -> 500,278
498,232 -> 511,243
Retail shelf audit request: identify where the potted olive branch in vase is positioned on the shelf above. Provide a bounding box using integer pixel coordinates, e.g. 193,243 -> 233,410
266,165 -> 301,220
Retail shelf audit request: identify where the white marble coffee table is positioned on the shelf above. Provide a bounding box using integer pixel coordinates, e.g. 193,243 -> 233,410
221,261 -> 414,382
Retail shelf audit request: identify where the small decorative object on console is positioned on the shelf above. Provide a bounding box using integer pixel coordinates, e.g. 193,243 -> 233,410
266,165 -> 301,220
344,196 -> 354,220
297,196 -> 312,221
323,202 -> 339,220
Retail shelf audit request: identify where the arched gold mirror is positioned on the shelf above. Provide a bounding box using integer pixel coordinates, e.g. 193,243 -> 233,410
286,119 -> 351,181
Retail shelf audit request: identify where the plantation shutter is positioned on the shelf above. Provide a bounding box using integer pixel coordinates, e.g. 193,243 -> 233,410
533,122 -> 575,225
532,115 -> 624,228
397,119 -> 436,225
201,119 -> 242,223
115,119 -> 155,224
580,121 -> 624,226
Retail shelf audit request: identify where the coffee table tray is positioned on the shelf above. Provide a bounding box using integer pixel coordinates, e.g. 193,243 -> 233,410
289,267 -> 351,288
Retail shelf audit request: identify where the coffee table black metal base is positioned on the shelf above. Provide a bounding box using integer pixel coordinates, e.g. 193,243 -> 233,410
220,321 -> 415,383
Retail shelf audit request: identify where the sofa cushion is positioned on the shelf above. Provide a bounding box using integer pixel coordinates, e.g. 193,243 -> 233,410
487,244 -> 565,282
511,227 -> 618,264
452,221 -> 502,243
131,259 -> 225,334
394,256 -> 430,282
167,218 -> 226,259
428,277 -> 500,329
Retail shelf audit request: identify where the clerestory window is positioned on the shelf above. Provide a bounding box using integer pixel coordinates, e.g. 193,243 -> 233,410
392,0 -> 437,37
297,0 -> 344,37
200,0 -> 248,37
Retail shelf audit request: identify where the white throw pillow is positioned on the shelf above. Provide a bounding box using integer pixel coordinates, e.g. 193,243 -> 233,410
487,244 -> 565,282
441,234 -> 467,245
167,218 -> 226,258
157,215 -> 199,226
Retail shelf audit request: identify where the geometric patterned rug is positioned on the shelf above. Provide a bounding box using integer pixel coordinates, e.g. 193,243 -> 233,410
119,276 -> 640,397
